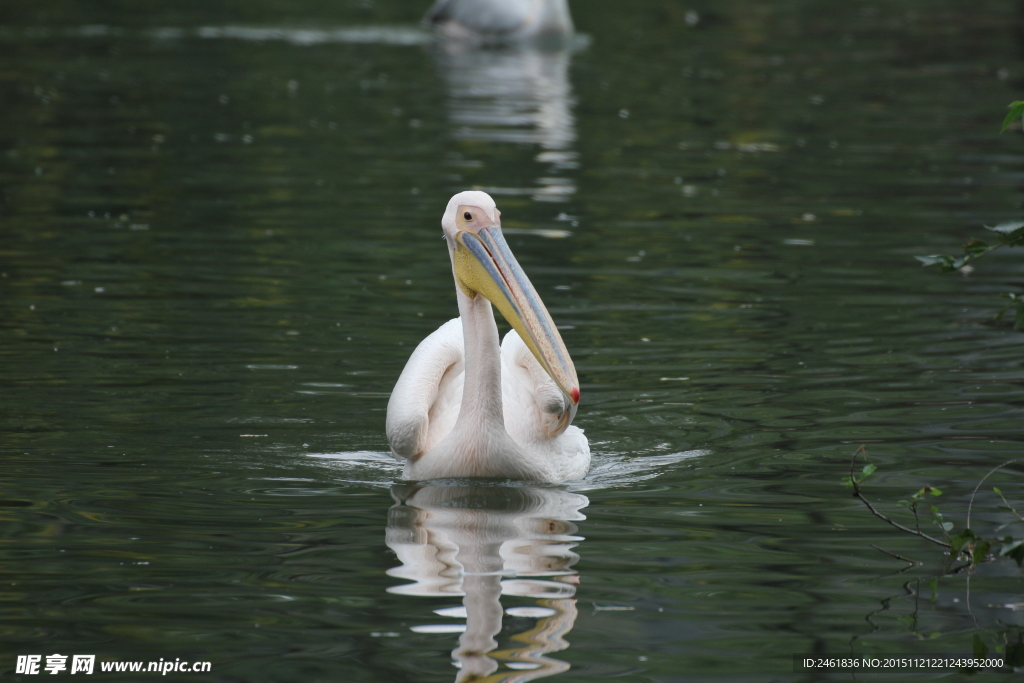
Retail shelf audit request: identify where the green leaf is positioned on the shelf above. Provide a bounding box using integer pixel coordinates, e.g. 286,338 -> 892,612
1000,538 -> 1024,567
956,528 -> 976,540
909,485 -> 940,502
916,254 -> 957,270
962,239 -> 990,258
950,528 -> 975,555
973,540 -> 991,564
1002,101 -> 1024,133
861,463 -> 876,477
985,219 -> 1024,236
986,219 -> 1024,248
993,487 -> 1002,495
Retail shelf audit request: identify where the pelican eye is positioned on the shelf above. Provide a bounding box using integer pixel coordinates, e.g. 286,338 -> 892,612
463,211 -> 472,221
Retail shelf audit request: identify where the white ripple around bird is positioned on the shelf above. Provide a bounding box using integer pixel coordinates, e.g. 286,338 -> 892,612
304,448 -> 711,490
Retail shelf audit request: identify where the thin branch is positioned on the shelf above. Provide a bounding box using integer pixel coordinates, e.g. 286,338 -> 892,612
947,562 -> 973,576
966,459 -> 1020,529
966,572 -> 979,629
855,489 -> 950,547
994,486 -> 1024,524
871,544 -> 918,565
849,449 -> 951,548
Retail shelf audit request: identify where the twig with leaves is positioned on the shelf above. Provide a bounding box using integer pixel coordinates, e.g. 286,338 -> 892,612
843,447 -> 1024,569
844,447 -> 949,549
915,221 -> 1024,330
916,221 -> 1024,274
914,101 -> 1024,330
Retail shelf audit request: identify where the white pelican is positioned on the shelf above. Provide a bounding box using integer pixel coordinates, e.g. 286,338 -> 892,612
387,191 -> 589,482
423,0 -> 574,44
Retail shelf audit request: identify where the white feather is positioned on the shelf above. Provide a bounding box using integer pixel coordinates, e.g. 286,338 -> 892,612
387,318 -> 589,482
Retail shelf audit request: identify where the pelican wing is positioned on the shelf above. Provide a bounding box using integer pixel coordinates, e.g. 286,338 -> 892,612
423,0 -> 538,35
386,318 -> 465,460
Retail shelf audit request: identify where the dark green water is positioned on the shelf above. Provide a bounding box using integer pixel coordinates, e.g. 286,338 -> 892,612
2,1 -> 1023,681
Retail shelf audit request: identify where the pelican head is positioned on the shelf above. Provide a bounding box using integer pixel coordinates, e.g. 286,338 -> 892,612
441,191 -> 580,423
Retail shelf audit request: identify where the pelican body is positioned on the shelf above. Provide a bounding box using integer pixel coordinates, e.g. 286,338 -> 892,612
386,191 -> 589,483
424,0 -> 574,44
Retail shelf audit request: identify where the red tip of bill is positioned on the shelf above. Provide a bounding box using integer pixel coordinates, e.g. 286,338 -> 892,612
571,387 -> 580,404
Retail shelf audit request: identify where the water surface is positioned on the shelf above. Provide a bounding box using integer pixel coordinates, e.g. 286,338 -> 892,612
2,1 -> 1023,681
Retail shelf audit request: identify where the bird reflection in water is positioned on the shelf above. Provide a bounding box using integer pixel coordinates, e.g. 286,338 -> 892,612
426,0 -> 582,203
386,483 -> 588,682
